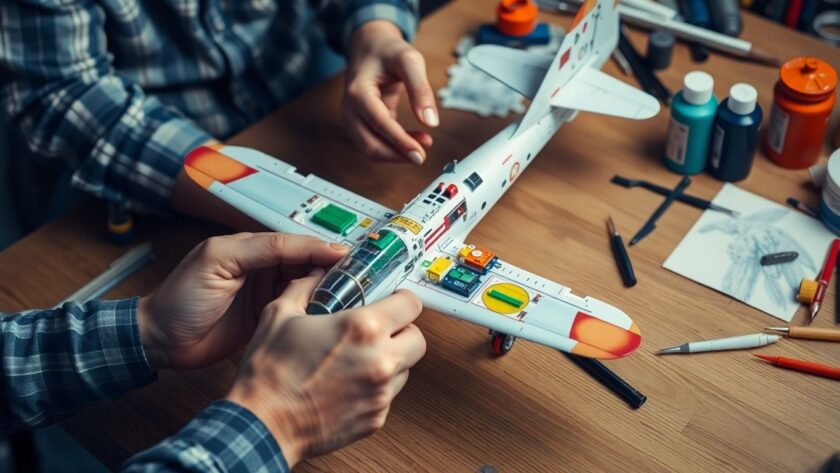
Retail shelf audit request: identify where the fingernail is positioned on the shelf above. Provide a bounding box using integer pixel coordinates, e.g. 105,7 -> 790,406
329,243 -> 350,252
309,267 -> 327,277
422,107 -> 439,127
407,150 -> 424,165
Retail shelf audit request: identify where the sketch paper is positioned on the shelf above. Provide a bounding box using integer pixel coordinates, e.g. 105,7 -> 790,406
663,184 -> 836,322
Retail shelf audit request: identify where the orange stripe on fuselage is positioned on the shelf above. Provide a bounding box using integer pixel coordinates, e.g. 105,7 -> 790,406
569,311 -> 641,359
184,146 -> 257,189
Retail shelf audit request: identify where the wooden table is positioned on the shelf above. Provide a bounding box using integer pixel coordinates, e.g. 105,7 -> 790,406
3,1 -> 840,471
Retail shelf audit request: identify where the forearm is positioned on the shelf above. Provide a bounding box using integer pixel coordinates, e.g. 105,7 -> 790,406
122,400 -> 289,473
316,0 -> 419,53
0,299 -> 156,430
0,1 -> 210,216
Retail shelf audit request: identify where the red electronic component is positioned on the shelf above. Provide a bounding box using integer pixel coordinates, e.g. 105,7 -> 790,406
445,184 -> 458,198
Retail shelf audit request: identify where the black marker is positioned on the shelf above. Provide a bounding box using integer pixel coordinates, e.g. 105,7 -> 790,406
562,352 -> 647,409
760,251 -> 799,266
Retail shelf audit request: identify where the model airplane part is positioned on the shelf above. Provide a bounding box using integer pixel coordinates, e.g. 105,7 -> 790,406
439,25 -> 566,118
184,0 -> 659,360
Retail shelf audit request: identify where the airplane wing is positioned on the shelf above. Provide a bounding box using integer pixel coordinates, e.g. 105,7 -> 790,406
549,66 -> 661,119
466,45 -> 553,100
183,145 -> 395,244
399,236 -> 642,359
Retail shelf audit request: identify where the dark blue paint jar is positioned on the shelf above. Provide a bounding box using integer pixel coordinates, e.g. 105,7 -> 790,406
708,84 -> 763,182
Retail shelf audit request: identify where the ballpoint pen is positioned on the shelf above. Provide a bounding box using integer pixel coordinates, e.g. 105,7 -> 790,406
658,333 -> 780,354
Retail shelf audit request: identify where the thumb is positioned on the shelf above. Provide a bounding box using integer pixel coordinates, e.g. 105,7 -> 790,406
277,267 -> 326,312
261,267 -> 327,326
210,233 -> 349,277
391,49 -> 438,128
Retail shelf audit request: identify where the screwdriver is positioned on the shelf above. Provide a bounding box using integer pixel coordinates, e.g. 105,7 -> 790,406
607,216 -> 637,287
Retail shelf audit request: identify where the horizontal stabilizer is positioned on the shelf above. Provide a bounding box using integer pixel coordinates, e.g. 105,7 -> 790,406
467,45 -> 553,99
550,67 -> 660,119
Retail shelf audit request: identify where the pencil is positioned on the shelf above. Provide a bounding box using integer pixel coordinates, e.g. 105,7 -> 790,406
755,355 -> 840,380
764,326 -> 840,342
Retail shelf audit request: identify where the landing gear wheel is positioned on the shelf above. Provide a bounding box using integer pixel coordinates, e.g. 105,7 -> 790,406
490,331 -> 516,357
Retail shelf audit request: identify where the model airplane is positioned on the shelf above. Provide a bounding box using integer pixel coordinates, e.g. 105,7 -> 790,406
183,0 -> 659,359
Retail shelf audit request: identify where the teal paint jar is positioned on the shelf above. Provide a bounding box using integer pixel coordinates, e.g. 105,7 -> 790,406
664,71 -> 718,175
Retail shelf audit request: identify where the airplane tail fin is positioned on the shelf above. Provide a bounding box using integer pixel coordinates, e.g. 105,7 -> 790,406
468,0 -> 658,136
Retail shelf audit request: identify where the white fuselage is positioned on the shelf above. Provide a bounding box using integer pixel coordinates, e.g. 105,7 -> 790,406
368,106 -> 575,301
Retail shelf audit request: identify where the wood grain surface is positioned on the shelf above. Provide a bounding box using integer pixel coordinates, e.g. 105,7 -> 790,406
2,1 -> 839,471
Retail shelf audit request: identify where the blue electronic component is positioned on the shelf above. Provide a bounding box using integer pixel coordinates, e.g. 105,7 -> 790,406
441,265 -> 483,297
476,23 -> 551,47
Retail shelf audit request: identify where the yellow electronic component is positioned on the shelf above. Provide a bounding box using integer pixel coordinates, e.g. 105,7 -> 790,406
426,257 -> 453,284
359,217 -> 373,228
389,215 -> 422,234
798,278 -> 819,303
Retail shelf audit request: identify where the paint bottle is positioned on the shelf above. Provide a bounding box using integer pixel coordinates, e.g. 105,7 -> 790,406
763,57 -> 837,169
819,148 -> 840,235
664,71 -> 718,175
708,84 -> 763,182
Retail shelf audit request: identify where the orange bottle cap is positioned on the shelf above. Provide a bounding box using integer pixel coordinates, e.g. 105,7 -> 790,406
496,0 -> 538,37
798,278 -> 819,303
779,57 -> 837,98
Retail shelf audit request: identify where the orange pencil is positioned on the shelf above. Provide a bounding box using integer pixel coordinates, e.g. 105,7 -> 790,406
755,355 -> 840,380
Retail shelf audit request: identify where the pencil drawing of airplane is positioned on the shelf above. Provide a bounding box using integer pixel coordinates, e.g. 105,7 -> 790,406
183,0 -> 659,359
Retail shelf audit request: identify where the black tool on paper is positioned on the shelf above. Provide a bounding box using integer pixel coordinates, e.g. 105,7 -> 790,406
562,352 -> 647,409
630,176 -> 692,246
607,216 -> 637,287
611,175 -> 739,217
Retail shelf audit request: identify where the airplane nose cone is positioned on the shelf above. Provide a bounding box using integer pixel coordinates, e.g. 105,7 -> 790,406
306,300 -> 333,315
305,271 -> 365,315
569,311 -> 642,359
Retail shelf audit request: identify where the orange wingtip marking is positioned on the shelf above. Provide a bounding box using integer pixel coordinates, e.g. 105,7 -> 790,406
569,311 -> 641,359
569,0 -> 596,29
184,146 -> 257,185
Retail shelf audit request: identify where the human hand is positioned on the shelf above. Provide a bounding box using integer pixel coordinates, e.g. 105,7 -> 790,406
226,280 -> 426,467
138,233 -> 349,371
342,20 -> 438,164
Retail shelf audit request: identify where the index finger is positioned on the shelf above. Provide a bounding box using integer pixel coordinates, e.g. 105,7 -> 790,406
217,232 -> 349,276
364,289 -> 423,335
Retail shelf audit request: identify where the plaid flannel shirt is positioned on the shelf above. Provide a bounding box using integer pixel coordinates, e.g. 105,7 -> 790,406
1,298 -> 289,472
0,0 -> 418,215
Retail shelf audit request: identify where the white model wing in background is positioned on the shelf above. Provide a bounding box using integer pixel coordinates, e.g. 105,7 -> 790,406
183,145 -> 394,244
466,45 -> 553,100
401,237 -> 642,360
549,66 -> 661,119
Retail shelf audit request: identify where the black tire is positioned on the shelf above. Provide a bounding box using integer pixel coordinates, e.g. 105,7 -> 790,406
491,333 -> 516,357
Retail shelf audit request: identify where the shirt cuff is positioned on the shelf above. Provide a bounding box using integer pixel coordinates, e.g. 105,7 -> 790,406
71,108 -> 211,217
64,297 -> 158,396
341,0 -> 419,51
123,400 -> 289,473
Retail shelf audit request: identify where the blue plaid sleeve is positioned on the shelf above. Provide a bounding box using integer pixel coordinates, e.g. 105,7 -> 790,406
123,400 -> 289,473
0,0 -> 212,215
317,0 -> 420,52
0,298 -> 156,430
